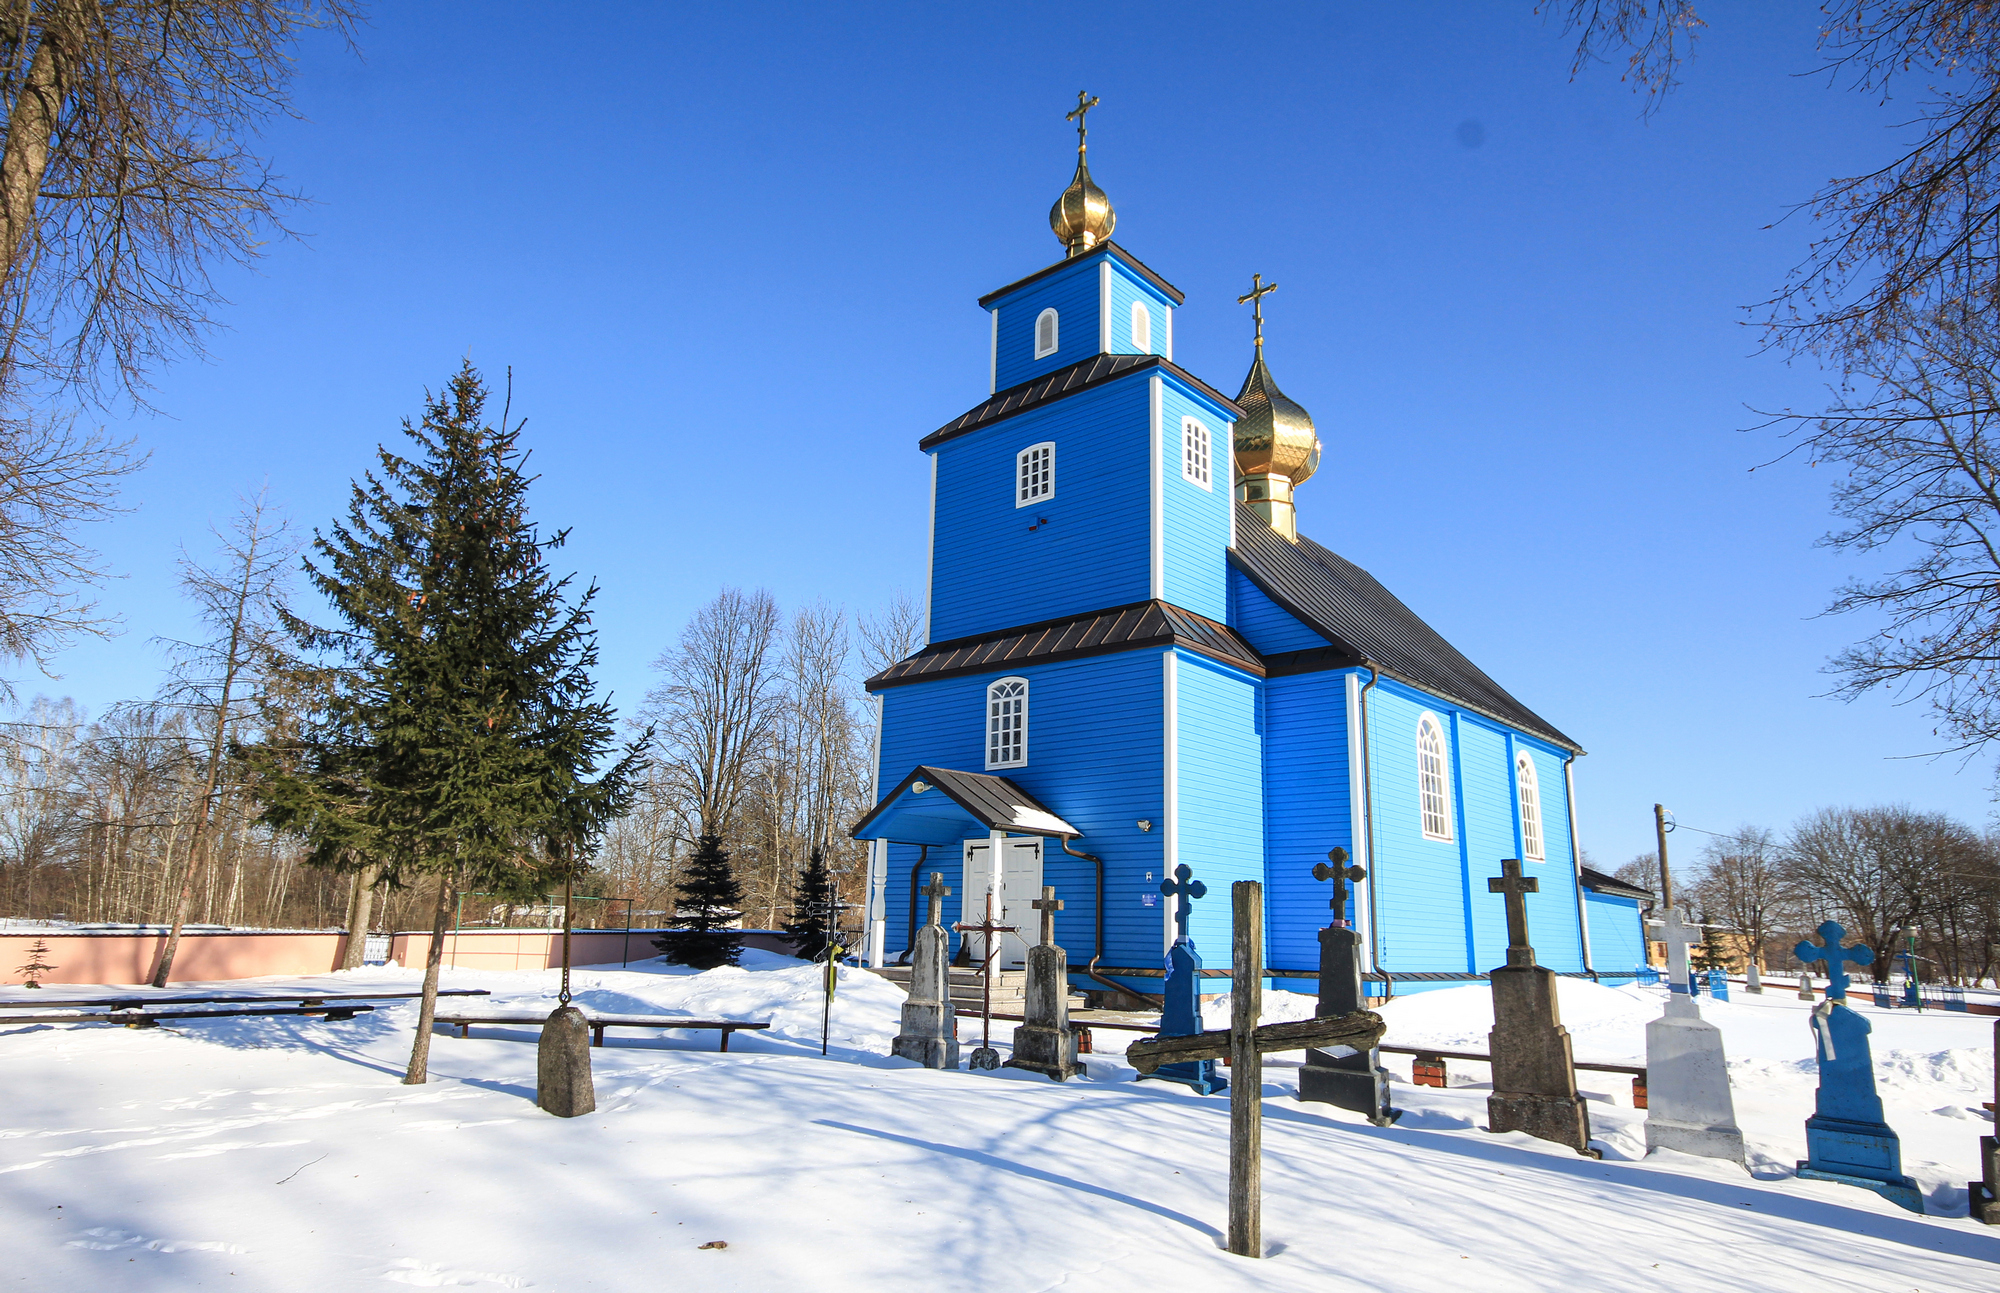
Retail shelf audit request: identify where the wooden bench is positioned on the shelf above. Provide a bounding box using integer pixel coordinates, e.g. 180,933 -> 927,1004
1,988 -> 490,1022
1,1004 -> 379,1028
433,1012 -> 772,1051
1377,1043 -> 1649,1107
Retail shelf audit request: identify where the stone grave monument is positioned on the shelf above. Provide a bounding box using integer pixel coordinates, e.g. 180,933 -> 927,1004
1642,906 -> 1744,1163
1797,971 -> 1815,1001
1969,1018 -> 1998,1224
1794,920 -> 1923,1213
890,873 -> 961,1069
1005,886 -> 1083,1081
1139,863 -> 1225,1095
1297,848 -> 1396,1125
1485,857 -> 1595,1156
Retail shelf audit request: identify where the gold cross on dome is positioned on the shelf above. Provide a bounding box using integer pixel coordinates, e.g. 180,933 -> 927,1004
1067,91 -> 1100,157
1238,273 -> 1278,347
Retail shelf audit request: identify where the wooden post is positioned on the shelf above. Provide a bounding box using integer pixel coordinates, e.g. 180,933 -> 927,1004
1228,880 -> 1262,1259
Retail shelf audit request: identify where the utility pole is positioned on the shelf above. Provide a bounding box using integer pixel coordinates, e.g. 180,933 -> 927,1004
1653,804 -> 1675,909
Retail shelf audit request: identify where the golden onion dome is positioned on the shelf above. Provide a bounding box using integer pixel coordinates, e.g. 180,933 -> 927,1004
1051,92 -> 1115,256
1049,156 -> 1115,256
1234,351 -> 1320,485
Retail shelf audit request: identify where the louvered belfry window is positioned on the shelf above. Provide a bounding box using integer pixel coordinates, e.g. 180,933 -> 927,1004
1017,443 -> 1053,507
987,678 -> 1027,769
1516,752 -> 1544,861
1417,716 -> 1453,841
1182,417 -> 1211,488
1131,301 -> 1152,353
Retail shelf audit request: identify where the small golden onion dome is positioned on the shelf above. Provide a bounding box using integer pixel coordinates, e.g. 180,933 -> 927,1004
1050,156 -> 1115,256
1234,352 -> 1320,485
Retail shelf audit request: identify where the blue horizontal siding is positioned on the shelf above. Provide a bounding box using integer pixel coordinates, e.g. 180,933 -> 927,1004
1262,670 -> 1351,972
1585,891 -> 1646,975
992,259 -> 1101,390
1172,651 -> 1265,961
928,375 -> 1152,642
1227,566 -> 1327,655
1159,378 -> 1233,621
877,650 -> 1165,965
1106,265 -> 1174,356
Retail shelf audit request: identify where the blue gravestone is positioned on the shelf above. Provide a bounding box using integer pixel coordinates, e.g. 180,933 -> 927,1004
1139,863 -> 1225,1095
1794,921 -> 1923,1213
1707,968 -> 1730,1002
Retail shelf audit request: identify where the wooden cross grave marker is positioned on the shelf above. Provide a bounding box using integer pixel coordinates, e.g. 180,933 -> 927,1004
953,893 -> 1018,1071
1311,847 -> 1366,928
1125,881 -> 1386,1259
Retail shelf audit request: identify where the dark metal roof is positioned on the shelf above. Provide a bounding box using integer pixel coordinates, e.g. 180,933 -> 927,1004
866,600 -> 1262,691
1579,867 -> 1652,900
976,241 -> 1185,308
1230,503 -> 1582,752
921,354 -> 1244,451
851,765 -> 1081,841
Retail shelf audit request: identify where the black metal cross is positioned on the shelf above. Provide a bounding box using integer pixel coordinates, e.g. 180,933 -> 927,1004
1161,863 -> 1207,942
1311,847 -> 1366,926
921,872 -> 951,928
1030,886 -> 1062,948
1488,857 -> 1539,966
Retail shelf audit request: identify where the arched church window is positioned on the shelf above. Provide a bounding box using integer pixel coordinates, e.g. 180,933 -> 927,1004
1017,442 -> 1054,507
1181,417 -> 1211,489
1035,308 -> 1060,359
1416,715 -> 1453,841
987,677 -> 1028,769
1131,301 -> 1152,353
1516,751 -> 1544,861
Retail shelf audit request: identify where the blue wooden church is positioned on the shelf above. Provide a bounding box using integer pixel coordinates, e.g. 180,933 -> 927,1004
854,98 -> 1639,1001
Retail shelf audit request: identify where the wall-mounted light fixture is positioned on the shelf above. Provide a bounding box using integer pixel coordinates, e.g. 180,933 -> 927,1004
1136,819 -> 1152,832
911,780 -> 930,794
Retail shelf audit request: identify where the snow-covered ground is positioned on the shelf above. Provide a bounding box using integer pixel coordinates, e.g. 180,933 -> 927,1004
1,957 -> 1996,1291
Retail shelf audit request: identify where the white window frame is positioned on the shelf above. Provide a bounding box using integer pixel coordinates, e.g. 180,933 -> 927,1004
1181,417 -> 1212,490
1130,300 -> 1152,353
1034,308 -> 1059,359
1016,442 -> 1054,508
1416,714 -> 1453,842
986,677 -> 1028,770
1516,751 -> 1545,861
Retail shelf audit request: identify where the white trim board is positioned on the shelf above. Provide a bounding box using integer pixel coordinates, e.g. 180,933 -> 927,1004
922,451 -> 937,644
1149,375 -> 1164,601
1099,261 -> 1113,354
989,307 -> 998,394
1162,648 -> 1179,953
1344,670 -> 1375,973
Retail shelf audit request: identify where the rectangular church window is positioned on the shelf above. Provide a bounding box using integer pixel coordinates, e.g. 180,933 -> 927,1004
1182,418 -> 1211,489
1017,442 -> 1054,507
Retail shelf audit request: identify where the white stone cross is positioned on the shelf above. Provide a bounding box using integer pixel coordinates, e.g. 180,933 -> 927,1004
1648,907 -> 1703,996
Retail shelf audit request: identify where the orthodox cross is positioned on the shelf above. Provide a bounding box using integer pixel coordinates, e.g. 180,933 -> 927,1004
921,872 -> 951,928
1488,857 -> 1539,968
1795,920 -> 1873,1001
1066,90 -> 1099,158
1311,847 -> 1366,927
1237,273 -> 1278,348
1031,886 -> 1063,948
1160,863 -> 1207,942
1648,906 -> 1703,994
1125,881 -> 1386,1259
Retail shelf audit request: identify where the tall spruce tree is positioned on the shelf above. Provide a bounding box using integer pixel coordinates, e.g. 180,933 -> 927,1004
260,363 -> 645,1083
782,846 -> 839,962
655,834 -> 743,969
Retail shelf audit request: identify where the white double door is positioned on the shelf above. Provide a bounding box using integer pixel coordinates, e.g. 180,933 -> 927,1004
963,837 -> 1043,969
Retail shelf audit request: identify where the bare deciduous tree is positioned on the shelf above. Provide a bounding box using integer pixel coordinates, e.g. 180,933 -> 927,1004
1781,803 -> 1986,980
642,587 -> 781,841
148,487 -> 294,983
1692,825 -> 1783,971
0,0 -> 362,403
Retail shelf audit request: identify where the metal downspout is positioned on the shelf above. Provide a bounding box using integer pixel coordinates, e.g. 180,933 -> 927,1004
898,844 -> 930,967
1061,836 -> 1163,1010
1359,664 -> 1387,1000
1565,754 -> 1596,980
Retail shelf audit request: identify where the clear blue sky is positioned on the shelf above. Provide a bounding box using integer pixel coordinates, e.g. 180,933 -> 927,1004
39,2 -> 1985,871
